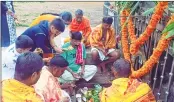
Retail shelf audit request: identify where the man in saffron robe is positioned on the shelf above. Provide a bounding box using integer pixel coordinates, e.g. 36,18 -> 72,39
34,55 -> 71,102
64,9 -> 92,47
2,52 -> 44,102
90,17 -> 120,73
100,59 -> 156,102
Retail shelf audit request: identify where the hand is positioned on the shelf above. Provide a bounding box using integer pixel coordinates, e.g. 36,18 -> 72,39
101,49 -> 107,56
72,72 -> 81,79
43,57 -> 52,63
33,48 -> 43,54
7,9 -> 13,15
12,14 -> 18,19
61,83 -> 76,89
15,19 -> 19,25
61,97 -> 70,102
83,37 -> 87,43
54,46 -> 64,53
79,67 -> 85,77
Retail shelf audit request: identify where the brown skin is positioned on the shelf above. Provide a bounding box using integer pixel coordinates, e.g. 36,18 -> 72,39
47,65 -> 66,77
75,14 -> 83,24
16,47 -> 32,54
111,66 -> 119,78
49,25 -> 63,53
91,23 -> 121,73
14,70 -> 41,86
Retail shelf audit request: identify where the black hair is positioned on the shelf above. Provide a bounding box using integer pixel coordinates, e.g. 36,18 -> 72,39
40,12 -> 59,16
75,9 -> 83,16
71,32 -> 82,40
15,35 -> 34,49
14,52 -> 44,80
113,58 -> 131,77
102,17 -> 113,24
41,12 -> 72,23
60,11 -> 72,23
50,54 -> 69,68
50,18 -> 65,32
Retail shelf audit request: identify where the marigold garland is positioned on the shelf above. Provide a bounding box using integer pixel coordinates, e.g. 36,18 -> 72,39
121,10 -> 131,63
128,16 -> 137,42
130,2 -> 168,55
120,2 -> 174,78
131,32 -> 172,78
130,15 -> 174,78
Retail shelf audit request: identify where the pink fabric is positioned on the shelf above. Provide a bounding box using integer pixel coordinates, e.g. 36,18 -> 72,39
75,44 -> 83,64
34,67 -> 62,102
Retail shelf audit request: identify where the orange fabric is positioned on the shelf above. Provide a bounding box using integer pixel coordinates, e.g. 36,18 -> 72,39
34,67 -> 62,102
90,24 -> 116,49
100,78 -> 155,102
30,14 -> 57,27
69,16 -> 92,46
2,79 -> 43,102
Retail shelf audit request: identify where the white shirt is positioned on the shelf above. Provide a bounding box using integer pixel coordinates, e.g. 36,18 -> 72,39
2,44 -> 20,80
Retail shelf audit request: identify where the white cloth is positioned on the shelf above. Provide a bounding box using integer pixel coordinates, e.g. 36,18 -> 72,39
61,90 -> 71,102
59,65 -> 97,83
91,48 -> 115,61
2,44 -> 20,80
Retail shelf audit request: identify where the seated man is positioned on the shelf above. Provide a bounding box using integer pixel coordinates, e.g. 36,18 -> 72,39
60,32 -> 97,83
22,18 -> 65,53
34,55 -> 71,102
90,17 -> 120,73
2,52 -> 44,102
2,35 -> 34,80
64,9 -> 92,47
100,59 -> 156,102
30,11 -> 72,27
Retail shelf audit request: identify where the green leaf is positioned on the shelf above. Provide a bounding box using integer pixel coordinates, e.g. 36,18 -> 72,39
168,8 -> 174,13
162,22 -> 174,34
165,29 -> 174,39
120,2 -> 129,13
172,41 -> 174,53
142,7 -> 155,16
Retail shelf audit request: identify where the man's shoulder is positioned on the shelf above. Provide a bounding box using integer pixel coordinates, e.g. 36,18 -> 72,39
83,16 -> 90,22
94,24 -> 102,30
62,42 -> 71,48
109,26 -> 115,32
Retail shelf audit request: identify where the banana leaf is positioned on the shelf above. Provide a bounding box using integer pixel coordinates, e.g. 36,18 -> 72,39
165,29 -> 174,39
142,7 -> 155,16
162,22 -> 174,34
172,41 -> 174,53
168,7 -> 174,13
121,1 -> 140,29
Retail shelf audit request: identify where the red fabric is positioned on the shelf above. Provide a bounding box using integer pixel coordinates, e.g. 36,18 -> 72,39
75,44 -> 83,64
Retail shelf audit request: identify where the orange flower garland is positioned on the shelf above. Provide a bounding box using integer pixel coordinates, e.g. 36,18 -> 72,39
121,10 -> 131,62
130,2 -> 168,55
130,15 -> 174,78
120,1 -> 174,78
128,16 -> 137,42
131,33 -> 172,78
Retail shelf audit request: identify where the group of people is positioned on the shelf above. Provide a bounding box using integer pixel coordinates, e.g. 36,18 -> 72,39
2,7 -> 157,102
